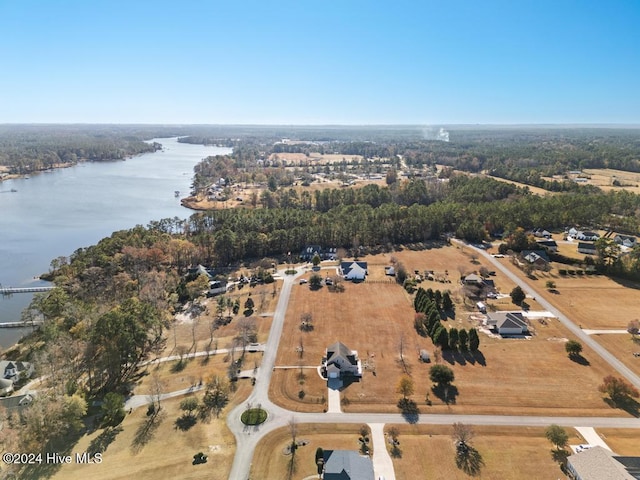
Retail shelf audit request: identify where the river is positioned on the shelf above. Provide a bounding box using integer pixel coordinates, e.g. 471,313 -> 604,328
0,137 -> 230,348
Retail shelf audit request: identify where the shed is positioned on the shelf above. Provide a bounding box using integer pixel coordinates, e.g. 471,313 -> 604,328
476,302 -> 486,313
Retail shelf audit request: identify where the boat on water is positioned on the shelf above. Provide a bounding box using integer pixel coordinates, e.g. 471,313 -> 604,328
174,190 -> 180,197
10,189 -> 17,192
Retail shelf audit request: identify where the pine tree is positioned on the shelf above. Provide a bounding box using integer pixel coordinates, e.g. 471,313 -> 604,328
434,327 -> 449,350
442,291 -> 454,311
448,328 -> 459,351
468,328 -> 480,351
458,329 -> 469,352
434,289 -> 443,311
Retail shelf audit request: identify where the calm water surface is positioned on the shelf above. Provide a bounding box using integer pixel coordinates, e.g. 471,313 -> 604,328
0,138 -> 230,347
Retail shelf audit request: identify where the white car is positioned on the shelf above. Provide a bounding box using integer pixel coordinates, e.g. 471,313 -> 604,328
299,279 -> 308,284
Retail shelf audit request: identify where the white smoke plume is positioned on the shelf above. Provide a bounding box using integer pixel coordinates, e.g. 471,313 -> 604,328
422,127 -> 450,142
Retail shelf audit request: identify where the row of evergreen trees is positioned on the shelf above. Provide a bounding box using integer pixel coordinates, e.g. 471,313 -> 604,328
413,287 -> 480,352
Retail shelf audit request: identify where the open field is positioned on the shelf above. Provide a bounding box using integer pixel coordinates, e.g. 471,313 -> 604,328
583,168 -> 640,194
51,396 -> 236,480
596,428 -> 640,455
592,334 -> 640,377
388,425 -> 570,480
269,152 -> 365,165
251,424 -> 370,480
501,258 -> 640,331
484,174 -> 554,196
275,248 -> 626,416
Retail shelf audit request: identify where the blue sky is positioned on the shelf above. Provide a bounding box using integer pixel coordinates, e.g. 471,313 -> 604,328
1,0 -> 639,124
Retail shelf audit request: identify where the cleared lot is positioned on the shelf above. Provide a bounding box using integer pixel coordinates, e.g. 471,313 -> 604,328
595,428 -> 640,455
389,425 -> 571,480
53,394 -> 238,480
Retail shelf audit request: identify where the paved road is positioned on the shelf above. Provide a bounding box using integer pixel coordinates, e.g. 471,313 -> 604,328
227,267 -> 302,480
459,240 -> 640,392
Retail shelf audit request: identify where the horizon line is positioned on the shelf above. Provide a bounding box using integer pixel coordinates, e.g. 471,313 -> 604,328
2,122 -> 640,128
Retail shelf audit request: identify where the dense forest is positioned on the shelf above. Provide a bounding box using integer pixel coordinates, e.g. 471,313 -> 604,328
0,125 -> 183,175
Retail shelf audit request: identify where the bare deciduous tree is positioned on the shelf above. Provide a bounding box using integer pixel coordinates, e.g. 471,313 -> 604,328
452,422 -> 474,445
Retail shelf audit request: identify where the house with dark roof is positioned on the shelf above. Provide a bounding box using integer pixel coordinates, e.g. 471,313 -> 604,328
187,264 -> 214,279
521,250 -> 550,267
300,245 -> 323,261
0,392 -> 35,412
0,360 -> 33,384
339,261 -> 368,281
532,228 -> 552,239
536,239 -> 558,252
300,245 -> 337,261
578,242 -> 598,255
322,450 -> 375,480
323,342 -> 362,380
614,234 -> 637,248
462,273 -> 483,285
577,231 -> 600,242
485,312 -> 529,335
567,446 -> 640,480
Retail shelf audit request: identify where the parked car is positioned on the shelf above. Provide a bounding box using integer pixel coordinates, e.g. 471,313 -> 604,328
299,279 -> 308,284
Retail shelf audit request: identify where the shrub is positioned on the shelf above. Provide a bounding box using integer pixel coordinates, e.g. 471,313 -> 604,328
558,269 -> 567,275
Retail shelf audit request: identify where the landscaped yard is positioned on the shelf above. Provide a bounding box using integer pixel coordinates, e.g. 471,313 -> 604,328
388,425 -> 569,480
251,424 -> 370,480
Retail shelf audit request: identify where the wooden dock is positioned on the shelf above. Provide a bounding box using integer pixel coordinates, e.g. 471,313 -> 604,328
0,286 -> 55,295
0,321 -> 43,328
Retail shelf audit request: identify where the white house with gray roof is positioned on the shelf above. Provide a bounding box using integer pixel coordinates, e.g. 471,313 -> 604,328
485,312 -> 529,335
323,342 -> 362,380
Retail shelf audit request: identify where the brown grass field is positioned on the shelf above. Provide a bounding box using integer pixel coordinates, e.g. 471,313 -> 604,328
583,168 -> 640,194
388,425 -> 572,480
550,235 -> 594,261
269,152 -> 365,165
500,258 -> 640,331
52,393 -> 240,480
596,428 -> 640,455
591,334 -> 640,377
484,174 -> 554,196
272,247 -> 626,417
251,424 -> 584,480
250,424 -> 370,479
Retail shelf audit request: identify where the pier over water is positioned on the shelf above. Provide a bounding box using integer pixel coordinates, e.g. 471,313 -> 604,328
0,286 -> 55,295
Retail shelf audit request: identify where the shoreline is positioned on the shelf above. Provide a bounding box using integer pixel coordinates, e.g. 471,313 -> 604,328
0,161 -> 76,182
